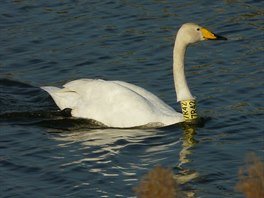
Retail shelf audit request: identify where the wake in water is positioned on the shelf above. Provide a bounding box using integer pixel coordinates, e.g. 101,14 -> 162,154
0,79 -> 108,129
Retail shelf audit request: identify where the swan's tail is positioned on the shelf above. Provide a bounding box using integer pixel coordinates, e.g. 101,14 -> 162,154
41,86 -> 78,110
41,86 -> 61,94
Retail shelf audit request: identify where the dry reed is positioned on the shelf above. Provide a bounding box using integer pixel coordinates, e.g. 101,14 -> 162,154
134,165 -> 182,198
236,153 -> 264,198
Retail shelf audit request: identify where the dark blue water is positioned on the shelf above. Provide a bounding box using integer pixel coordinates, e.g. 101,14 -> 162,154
1,0 -> 263,197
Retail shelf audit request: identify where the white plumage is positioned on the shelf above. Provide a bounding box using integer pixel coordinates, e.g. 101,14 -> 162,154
42,79 -> 183,128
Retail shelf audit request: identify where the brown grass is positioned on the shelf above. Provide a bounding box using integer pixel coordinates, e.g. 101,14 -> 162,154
134,165 -> 182,198
236,153 -> 264,198
134,154 -> 264,198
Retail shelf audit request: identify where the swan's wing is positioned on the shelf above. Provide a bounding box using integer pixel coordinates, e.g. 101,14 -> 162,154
43,79 -> 183,127
41,86 -> 80,110
113,80 -> 177,114
63,79 -> 177,115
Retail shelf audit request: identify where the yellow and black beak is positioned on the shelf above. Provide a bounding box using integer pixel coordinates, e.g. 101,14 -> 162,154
201,27 -> 227,40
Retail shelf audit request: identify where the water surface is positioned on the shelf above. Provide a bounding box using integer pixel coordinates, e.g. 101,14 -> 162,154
1,0 -> 263,197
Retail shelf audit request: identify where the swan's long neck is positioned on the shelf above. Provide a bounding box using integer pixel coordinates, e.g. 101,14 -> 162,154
173,35 -> 198,122
173,37 -> 193,102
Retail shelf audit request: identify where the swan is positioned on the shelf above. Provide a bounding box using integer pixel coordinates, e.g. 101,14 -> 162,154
41,23 -> 226,128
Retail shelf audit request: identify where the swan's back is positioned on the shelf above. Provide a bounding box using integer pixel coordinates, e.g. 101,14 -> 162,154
42,79 -> 183,128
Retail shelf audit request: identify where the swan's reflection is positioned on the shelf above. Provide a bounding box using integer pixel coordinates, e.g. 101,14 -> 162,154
48,121 -> 200,197
174,124 -> 199,197
51,127 -> 159,147
49,126 -> 160,171
178,124 -> 198,171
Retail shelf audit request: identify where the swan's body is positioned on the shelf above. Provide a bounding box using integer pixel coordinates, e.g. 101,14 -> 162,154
42,79 -> 183,127
42,23 -> 226,128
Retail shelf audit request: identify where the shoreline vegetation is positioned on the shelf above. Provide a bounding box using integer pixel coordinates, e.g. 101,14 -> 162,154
135,153 -> 264,198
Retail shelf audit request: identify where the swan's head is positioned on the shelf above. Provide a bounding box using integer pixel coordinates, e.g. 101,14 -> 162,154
177,23 -> 227,45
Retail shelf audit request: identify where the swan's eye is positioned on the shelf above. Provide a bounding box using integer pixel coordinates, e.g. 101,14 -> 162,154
196,28 -> 200,31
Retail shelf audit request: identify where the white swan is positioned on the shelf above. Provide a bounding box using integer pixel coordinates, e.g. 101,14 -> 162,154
42,23 -> 226,128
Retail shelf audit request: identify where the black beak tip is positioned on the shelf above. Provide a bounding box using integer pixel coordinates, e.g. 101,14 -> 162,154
215,34 -> 227,40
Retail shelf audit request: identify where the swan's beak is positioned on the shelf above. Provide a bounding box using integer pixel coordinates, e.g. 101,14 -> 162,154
201,27 -> 227,40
